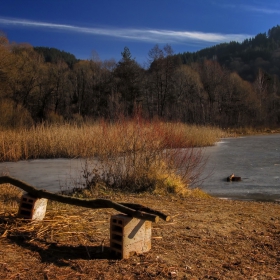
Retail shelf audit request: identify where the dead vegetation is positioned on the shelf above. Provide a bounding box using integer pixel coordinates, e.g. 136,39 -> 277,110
0,120 -> 225,162
0,183 -> 279,279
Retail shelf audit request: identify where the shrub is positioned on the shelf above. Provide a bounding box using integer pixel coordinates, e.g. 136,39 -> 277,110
77,118 -> 207,195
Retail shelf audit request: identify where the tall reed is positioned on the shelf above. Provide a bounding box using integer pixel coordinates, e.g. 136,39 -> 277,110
0,121 -> 224,162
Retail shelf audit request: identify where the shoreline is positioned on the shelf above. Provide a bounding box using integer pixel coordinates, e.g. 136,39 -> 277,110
214,193 -> 280,203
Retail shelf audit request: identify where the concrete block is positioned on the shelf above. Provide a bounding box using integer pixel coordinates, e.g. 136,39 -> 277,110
18,193 -> 48,220
110,214 -> 152,259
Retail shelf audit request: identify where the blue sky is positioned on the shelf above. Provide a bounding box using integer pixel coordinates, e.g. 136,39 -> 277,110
0,0 -> 279,65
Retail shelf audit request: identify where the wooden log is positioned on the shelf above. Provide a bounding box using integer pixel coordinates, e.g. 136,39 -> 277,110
120,203 -> 171,222
0,176 -> 169,223
226,173 -> 241,182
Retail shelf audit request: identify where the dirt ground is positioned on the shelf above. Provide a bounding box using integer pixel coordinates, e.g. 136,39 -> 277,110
0,194 -> 279,280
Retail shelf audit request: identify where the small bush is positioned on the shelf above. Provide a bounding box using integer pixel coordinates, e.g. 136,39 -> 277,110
76,118 -> 207,195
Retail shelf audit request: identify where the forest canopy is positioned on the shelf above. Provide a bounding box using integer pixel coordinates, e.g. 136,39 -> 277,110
177,25 -> 280,82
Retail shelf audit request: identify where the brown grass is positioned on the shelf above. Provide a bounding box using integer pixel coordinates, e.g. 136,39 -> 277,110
0,183 -> 23,209
0,120 -> 225,162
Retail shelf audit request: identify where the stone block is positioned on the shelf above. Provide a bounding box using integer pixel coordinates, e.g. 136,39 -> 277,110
18,193 -> 48,220
110,214 -> 152,259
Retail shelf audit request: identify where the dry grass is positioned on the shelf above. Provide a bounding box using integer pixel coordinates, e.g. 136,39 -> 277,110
0,183 -> 23,209
0,124 -> 99,161
0,188 -> 279,279
0,183 -> 208,248
0,120 -> 225,162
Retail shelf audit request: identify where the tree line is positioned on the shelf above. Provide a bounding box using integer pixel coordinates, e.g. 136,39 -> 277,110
178,25 -> 280,82
0,28 -> 280,128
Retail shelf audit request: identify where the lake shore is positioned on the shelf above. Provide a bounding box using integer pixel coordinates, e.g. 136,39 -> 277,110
0,194 -> 279,279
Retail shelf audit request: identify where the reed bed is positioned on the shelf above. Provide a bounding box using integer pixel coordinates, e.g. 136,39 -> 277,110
0,124 -> 100,161
0,120 -> 225,162
0,120 -> 225,194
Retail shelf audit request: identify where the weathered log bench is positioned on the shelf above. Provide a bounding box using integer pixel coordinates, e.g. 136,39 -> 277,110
0,176 -> 171,258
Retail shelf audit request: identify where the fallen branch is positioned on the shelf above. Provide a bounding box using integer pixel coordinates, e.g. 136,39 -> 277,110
120,203 -> 170,221
0,176 -> 170,223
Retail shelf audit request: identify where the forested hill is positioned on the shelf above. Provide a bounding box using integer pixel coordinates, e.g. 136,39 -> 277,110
177,25 -> 280,82
1,25 -> 280,128
34,47 -> 79,68
34,25 -> 280,82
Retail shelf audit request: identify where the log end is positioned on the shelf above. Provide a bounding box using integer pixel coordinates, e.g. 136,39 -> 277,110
165,215 -> 171,222
155,216 -> 160,223
226,174 -> 241,182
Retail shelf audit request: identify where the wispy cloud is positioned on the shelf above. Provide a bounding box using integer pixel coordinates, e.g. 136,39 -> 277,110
241,5 -> 280,14
215,1 -> 280,15
0,17 -> 252,44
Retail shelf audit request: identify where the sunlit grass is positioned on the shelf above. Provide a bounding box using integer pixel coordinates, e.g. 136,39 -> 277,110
0,120 -> 225,162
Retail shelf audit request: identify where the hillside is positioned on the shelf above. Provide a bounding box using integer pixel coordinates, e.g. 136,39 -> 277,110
177,25 -> 280,81
32,25 -> 280,83
34,47 -> 79,68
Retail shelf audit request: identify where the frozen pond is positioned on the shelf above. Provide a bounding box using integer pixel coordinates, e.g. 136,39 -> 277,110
0,158 -> 85,193
198,133 -> 280,201
0,134 -> 279,201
